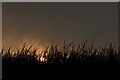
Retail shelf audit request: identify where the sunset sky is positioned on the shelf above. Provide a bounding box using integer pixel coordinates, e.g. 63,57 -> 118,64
2,2 -> 118,50
0,2 -> 1,50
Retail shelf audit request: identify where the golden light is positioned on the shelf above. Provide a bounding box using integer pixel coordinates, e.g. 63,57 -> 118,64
2,34 -> 51,62
40,56 -> 47,62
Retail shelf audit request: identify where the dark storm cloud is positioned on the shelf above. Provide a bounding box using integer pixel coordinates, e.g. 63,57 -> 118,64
3,2 -> 118,49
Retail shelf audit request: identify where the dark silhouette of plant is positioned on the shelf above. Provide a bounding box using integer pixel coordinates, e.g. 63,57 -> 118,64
2,41 -> 120,64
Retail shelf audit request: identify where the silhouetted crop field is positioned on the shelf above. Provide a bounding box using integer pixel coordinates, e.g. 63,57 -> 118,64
2,41 -> 120,80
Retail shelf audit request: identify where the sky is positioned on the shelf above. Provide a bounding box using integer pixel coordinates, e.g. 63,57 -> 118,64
2,2 -> 118,50
0,1 -> 2,80
0,1 -> 1,42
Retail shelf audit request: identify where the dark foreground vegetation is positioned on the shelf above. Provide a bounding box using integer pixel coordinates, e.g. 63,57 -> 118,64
2,41 -> 120,80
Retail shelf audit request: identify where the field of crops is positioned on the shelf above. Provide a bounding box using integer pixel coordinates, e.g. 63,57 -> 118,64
2,41 -> 120,80
2,40 -> 120,64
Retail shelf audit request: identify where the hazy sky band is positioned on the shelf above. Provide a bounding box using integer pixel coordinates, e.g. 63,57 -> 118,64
3,2 -> 118,50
